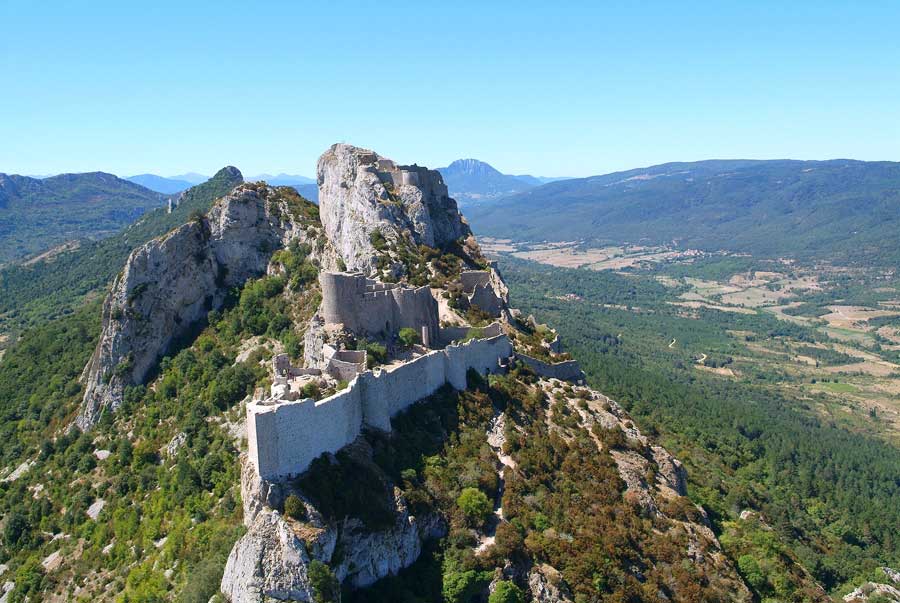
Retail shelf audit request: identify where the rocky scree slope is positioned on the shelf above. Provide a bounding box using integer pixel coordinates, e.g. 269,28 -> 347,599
77,183 -> 330,429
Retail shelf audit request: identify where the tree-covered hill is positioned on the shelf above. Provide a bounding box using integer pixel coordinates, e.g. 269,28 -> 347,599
0,167 -> 243,339
466,159 -> 900,265
0,172 -> 167,264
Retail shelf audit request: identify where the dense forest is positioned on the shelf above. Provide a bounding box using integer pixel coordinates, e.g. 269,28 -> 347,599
499,258 -> 900,597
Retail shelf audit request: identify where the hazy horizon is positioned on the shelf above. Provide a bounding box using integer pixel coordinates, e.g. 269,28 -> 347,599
3,1 -> 899,178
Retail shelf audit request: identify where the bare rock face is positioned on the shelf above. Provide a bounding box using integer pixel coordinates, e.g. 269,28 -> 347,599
77,185 -> 313,429
222,454 -> 444,602
317,143 -> 470,274
220,511 -> 317,603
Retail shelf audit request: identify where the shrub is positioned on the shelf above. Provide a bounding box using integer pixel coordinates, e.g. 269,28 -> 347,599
489,581 -> 524,603
369,230 -> 387,251
457,487 -> 492,526
284,494 -> 305,520
442,555 -> 490,603
366,342 -> 387,368
398,327 -> 420,347
308,560 -> 339,603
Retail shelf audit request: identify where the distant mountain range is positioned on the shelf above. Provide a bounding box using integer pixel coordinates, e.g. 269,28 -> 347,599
246,173 -> 315,186
127,172 -> 315,194
466,158 -> 900,265
126,174 -> 195,194
437,159 -> 569,205
0,167 -> 244,332
170,172 -> 210,185
0,172 -> 165,264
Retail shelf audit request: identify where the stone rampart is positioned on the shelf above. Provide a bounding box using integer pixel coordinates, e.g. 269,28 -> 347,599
328,350 -> 367,382
460,269 -> 504,317
516,353 -> 585,382
248,383 -> 364,484
248,334 -> 513,480
460,270 -> 491,293
438,322 -> 503,345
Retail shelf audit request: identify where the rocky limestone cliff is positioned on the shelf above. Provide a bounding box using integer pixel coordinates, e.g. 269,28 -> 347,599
222,448 -> 444,603
317,143 -> 470,274
77,184 -> 322,429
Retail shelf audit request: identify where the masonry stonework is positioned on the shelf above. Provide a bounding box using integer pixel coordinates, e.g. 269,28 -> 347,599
247,334 -> 513,481
320,272 -> 439,343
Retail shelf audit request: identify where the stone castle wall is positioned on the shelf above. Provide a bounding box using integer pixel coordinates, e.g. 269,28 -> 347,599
517,353 -> 585,382
460,270 -> 491,292
320,272 -> 439,342
248,334 -> 513,481
460,270 -> 503,317
438,322 -> 503,346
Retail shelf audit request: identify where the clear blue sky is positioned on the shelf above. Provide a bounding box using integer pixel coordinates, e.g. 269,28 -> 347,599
2,1 -> 898,178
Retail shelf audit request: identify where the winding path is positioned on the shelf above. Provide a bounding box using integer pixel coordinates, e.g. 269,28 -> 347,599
475,413 -> 516,554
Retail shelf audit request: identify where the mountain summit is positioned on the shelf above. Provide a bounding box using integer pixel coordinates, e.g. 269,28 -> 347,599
1,145 -> 751,603
437,159 -> 547,205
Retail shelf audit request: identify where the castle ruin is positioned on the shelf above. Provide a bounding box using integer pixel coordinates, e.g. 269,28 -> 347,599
320,272 -> 440,347
248,333 -> 514,480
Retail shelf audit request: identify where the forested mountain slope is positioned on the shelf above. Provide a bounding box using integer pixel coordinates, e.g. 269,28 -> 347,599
467,159 -> 900,265
499,257 -> 900,600
0,172 -> 165,264
0,167 -> 243,339
0,146 -> 753,602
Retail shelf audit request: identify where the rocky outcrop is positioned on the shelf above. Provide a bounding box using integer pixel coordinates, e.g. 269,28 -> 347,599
317,143 -> 470,274
845,567 -> 900,602
77,184 -> 315,429
845,583 -> 900,603
528,564 -> 575,603
222,453 -> 443,602
220,511 -> 317,603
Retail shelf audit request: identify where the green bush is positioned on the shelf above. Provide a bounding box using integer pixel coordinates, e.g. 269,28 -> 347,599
456,487 -> 492,526
284,495 -> 305,520
369,230 -> 387,251
489,581 -> 524,603
308,560 -> 339,603
365,342 -> 387,368
398,327 -> 420,348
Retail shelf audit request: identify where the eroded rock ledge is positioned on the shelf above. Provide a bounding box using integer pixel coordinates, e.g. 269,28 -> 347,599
221,451 -> 444,603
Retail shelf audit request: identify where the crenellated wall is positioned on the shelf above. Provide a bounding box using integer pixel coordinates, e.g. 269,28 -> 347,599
320,272 -> 440,343
248,334 -> 513,481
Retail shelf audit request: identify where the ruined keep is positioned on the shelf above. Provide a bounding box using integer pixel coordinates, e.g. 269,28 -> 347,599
460,269 -> 505,317
320,271 -> 440,346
